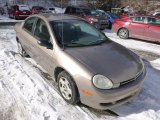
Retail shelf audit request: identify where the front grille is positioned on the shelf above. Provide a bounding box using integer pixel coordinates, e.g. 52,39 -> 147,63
120,79 -> 135,86
100,20 -> 107,24
120,71 -> 143,86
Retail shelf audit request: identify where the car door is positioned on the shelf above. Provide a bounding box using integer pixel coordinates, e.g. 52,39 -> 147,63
32,18 -> 57,75
145,17 -> 160,42
129,16 -> 148,39
19,17 -> 38,57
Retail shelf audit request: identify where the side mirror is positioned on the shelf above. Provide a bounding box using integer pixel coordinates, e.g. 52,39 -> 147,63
37,40 -> 53,49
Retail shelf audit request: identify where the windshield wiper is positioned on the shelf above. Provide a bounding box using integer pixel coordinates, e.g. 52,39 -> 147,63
63,41 -> 86,47
87,39 -> 107,45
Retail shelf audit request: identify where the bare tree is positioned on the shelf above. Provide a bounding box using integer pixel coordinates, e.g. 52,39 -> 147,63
51,0 -> 70,7
86,0 -> 121,11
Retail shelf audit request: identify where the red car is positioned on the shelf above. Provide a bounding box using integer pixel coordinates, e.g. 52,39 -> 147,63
65,6 -> 108,30
8,4 -> 31,20
112,16 -> 160,42
31,6 -> 46,14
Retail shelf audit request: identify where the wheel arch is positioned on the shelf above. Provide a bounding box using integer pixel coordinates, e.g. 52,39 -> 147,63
54,67 -> 80,100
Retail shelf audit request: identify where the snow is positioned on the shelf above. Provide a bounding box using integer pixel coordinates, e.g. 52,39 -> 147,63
0,15 -> 10,20
0,27 -> 160,120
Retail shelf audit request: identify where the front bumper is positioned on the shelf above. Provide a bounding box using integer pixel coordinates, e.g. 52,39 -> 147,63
78,69 -> 146,110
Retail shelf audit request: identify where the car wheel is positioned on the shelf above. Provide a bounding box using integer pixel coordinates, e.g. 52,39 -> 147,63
17,40 -> 28,57
118,28 -> 129,39
57,71 -> 79,104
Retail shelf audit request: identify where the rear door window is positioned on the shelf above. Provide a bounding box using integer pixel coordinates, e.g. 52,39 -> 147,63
132,17 -> 145,23
147,17 -> 160,25
19,5 -> 30,11
23,17 -> 36,33
34,18 -> 50,42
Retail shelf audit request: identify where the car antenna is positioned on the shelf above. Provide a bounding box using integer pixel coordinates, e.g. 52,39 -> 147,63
61,0 -> 65,50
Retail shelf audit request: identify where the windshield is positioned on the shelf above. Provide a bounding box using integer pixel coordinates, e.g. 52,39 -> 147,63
97,10 -> 107,17
108,12 -> 119,19
19,5 -> 30,11
50,20 -> 109,47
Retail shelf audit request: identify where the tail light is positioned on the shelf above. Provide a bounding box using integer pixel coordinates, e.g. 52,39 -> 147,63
15,10 -> 20,15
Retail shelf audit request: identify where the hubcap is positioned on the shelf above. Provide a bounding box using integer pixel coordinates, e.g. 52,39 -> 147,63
119,29 -> 127,38
59,77 -> 72,100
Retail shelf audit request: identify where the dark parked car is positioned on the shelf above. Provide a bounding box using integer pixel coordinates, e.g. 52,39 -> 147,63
8,4 -> 31,20
96,9 -> 119,28
65,6 -> 108,30
15,13 -> 146,110
112,16 -> 160,42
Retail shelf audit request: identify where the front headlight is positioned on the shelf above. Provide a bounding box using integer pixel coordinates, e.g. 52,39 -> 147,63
90,18 -> 98,22
93,75 -> 113,89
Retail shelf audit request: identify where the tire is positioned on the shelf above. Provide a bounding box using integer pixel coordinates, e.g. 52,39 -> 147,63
17,40 -> 28,57
57,71 -> 79,104
118,28 -> 129,39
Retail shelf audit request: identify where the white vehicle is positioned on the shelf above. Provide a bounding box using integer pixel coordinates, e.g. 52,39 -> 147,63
54,7 -> 65,13
153,11 -> 160,16
46,7 -> 56,13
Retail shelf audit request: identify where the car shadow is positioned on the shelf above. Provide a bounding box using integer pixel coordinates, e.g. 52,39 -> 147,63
111,59 -> 160,116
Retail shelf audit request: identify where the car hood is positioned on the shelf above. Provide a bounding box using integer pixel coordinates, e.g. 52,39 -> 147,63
65,42 -> 143,84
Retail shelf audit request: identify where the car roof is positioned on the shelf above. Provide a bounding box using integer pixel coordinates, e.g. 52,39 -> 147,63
34,13 -> 84,21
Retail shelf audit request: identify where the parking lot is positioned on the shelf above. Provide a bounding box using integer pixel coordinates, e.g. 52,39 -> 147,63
0,23 -> 160,120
